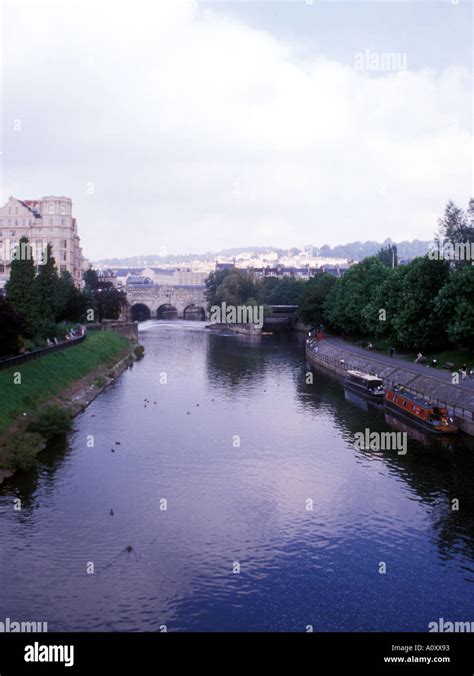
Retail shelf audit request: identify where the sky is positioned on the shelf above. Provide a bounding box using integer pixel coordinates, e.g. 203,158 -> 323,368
1,0 -> 472,260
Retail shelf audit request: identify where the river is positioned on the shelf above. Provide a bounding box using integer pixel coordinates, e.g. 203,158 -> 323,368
1,321 -> 473,632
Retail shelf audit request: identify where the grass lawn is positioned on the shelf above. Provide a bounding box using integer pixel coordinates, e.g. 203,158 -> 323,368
0,331 -> 129,434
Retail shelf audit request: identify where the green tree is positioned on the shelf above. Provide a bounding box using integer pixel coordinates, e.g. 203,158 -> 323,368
34,244 -> 60,322
361,265 -> 406,339
376,243 -> 398,268
83,268 -> 99,291
264,277 -> 305,305
435,265 -> 474,351
0,295 -> 24,357
95,286 -> 127,321
204,269 -> 232,309
297,273 -> 336,325
324,257 -> 391,336
391,257 -> 449,350
5,237 -> 40,336
214,269 -> 258,307
437,200 -> 471,245
56,271 -> 87,322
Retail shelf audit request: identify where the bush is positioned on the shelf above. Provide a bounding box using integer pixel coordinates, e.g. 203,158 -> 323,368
27,405 -> 72,439
133,345 -> 145,359
2,432 -> 42,472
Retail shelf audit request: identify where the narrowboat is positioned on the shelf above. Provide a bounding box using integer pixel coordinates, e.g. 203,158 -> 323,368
344,370 -> 385,400
384,386 -> 458,434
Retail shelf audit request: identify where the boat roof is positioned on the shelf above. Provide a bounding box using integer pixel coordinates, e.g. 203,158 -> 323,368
388,387 -> 442,409
346,370 -> 383,382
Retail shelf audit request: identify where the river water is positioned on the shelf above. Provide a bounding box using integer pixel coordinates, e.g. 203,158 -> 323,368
1,321 -> 473,632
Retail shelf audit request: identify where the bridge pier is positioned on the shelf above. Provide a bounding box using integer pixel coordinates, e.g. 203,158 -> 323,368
125,285 -> 208,322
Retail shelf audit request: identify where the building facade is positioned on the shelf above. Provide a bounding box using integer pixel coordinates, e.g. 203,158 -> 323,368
0,195 -> 88,291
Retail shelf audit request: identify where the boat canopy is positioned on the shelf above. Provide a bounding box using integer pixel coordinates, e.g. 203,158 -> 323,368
346,370 -> 383,384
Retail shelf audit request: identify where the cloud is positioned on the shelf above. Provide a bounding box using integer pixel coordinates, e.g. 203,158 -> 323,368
1,0 -> 471,259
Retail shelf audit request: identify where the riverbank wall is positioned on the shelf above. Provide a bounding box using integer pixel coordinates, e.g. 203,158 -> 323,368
100,320 -> 139,342
306,340 -> 474,437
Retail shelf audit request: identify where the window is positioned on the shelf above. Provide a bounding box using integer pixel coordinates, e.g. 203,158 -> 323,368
0,265 -> 4,274
63,240 -> 67,248
60,265 -> 66,273
15,220 -> 18,226
49,218 -> 53,225
61,218 -> 65,225
15,207 -> 18,215
10,231 -> 15,236
62,252 -> 67,261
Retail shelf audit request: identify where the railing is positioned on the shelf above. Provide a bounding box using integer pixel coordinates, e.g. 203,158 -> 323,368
0,334 -> 85,371
306,342 -> 474,423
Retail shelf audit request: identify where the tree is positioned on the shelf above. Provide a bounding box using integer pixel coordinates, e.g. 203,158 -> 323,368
5,237 -> 40,336
95,286 -> 126,321
376,244 -> 398,268
391,257 -> 449,350
324,257 -> 391,336
436,200 -> 472,245
297,273 -> 336,325
264,277 -> 305,305
56,271 -> 87,322
82,267 -> 125,322
213,269 -> 258,307
361,265 -> 405,339
204,269 -> 232,309
0,295 -> 24,357
34,244 -> 61,322
83,268 -> 99,291
435,266 -> 474,351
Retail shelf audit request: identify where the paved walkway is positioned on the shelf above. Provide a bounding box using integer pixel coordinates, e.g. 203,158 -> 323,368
323,336 -> 474,394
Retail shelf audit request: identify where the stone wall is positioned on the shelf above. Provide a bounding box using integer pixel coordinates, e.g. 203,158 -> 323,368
101,320 -> 139,342
306,340 -> 474,436
125,285 -> 207,319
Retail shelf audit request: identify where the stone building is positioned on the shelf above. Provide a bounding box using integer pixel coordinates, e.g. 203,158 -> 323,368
0,195 -> 88,291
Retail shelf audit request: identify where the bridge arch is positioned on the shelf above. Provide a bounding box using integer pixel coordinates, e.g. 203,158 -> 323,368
157,303 -> 178,320
130,303 -> 151,322
183,304 -> 206,321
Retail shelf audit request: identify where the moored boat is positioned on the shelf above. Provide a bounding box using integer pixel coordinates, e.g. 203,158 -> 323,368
344,370 -> 384,400
384,386 -> 458,434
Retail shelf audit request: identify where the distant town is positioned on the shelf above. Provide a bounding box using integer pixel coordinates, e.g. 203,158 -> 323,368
0,193 -> 436,294
94,242 -> 430,289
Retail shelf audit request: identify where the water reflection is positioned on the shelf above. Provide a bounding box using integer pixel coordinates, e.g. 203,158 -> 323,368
0,323 -> 473,631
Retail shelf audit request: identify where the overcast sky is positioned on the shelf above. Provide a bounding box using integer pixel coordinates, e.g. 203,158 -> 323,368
1,0 -> 472,260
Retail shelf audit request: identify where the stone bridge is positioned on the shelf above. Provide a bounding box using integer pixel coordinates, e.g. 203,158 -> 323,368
125,285 -> 208,321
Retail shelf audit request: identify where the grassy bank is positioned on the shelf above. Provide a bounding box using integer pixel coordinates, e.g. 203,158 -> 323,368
0,331 -> 129,435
